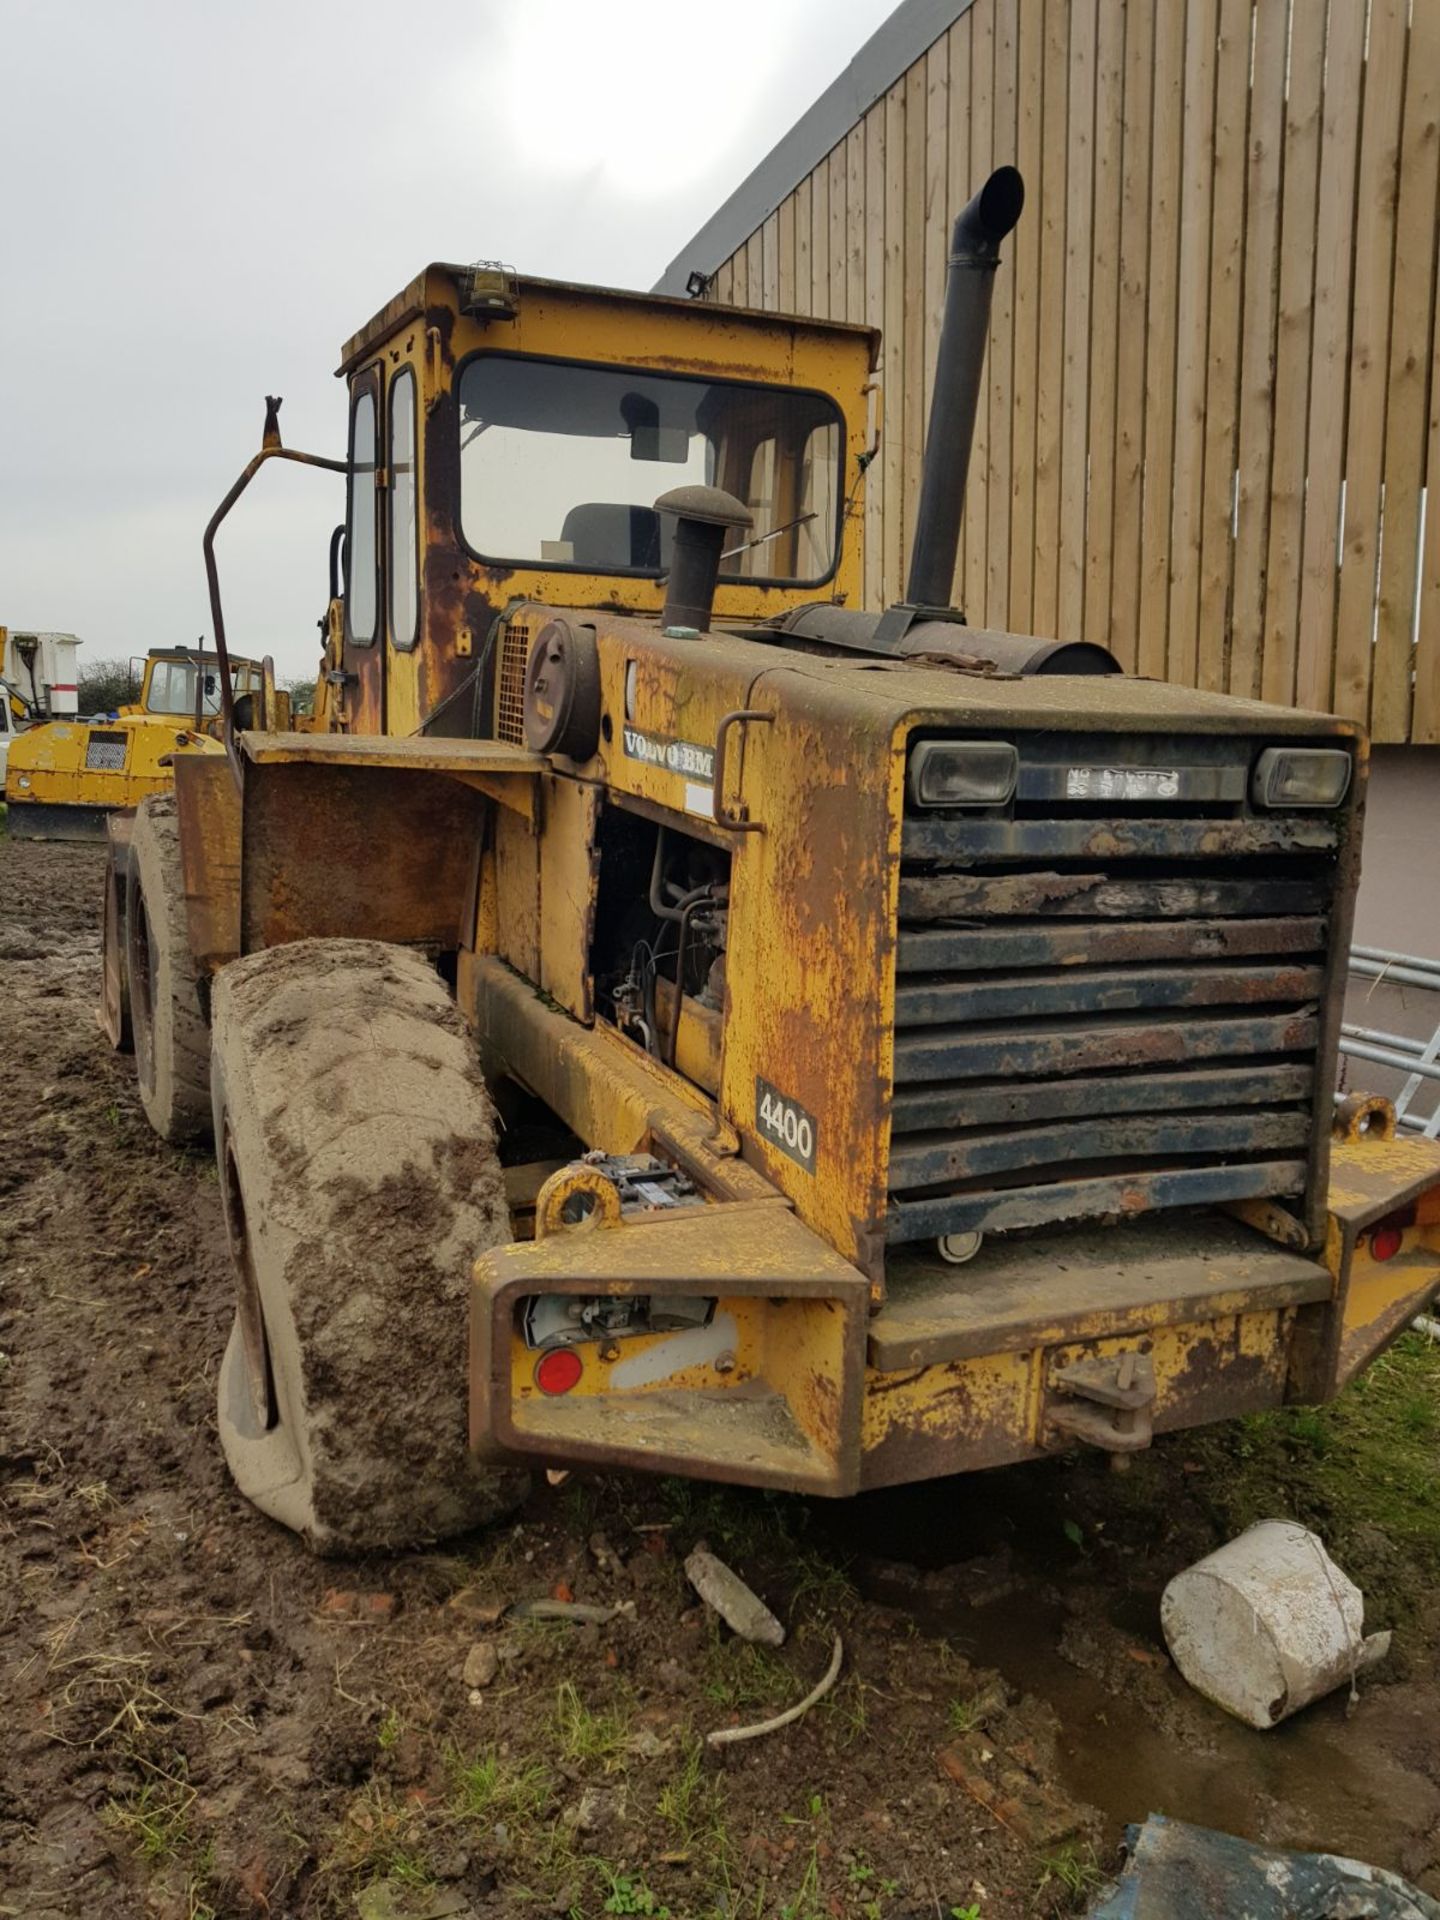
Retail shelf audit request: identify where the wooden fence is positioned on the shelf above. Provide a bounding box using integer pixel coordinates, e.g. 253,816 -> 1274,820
702,0 -> 1440,744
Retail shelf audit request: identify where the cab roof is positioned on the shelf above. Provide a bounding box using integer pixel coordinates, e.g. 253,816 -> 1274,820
338,266 -> 877,375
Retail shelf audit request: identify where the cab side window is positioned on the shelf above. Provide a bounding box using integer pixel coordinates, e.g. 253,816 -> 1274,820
347,386 -> 378,645
388,368 -> 419,650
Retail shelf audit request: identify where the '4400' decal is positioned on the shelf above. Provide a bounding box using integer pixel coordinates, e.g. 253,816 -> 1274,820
755,1077 -> 818,1174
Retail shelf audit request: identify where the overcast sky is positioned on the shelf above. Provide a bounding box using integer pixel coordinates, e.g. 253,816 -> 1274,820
0,0 -> 895,687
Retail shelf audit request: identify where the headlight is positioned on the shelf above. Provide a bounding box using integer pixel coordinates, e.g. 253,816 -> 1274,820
1252,746 -> 1351,809
908,741 -> 1018,808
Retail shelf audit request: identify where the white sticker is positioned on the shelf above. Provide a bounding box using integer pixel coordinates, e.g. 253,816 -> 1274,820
609,1311 -> 740,1389
1066,765 -> 1181,801
684,781 -> 714,819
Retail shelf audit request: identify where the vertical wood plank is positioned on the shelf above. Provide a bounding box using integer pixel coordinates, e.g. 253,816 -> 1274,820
1057,0 -> 1096,640
712,258 -> 733,305
904,59 -> 928,589
884,82 -> 907,605
829,143 -> 848,320
777,194 -> 796,312
1413,266 -> 1440,742
1333,0 -> 1406,723
846,123 -> 866,327
1259,1 -> 1324,707
1229,0 -> 1286,701
732,234 -> 750,308
794,174 -> 813,317
1082,0 -> 1125,650
1293,0 -> 1363,712
1032,0 -> 1070,637
1008,0 -> 1044,630
1166,0 -> 1218,688
1137,0 -> 1185,679
947,11 -> 975,607
865,104 -> 886,610
965,0 -> 995,623
1108,0 -> 1154,671
988,0 -> 1019,627
811,154 -> 831,319
1371,1 -> 1440,742
923,38 -> 950,433
746,229 -> 765,311
1194,0 -> 1250,693
760,210 -> 779,311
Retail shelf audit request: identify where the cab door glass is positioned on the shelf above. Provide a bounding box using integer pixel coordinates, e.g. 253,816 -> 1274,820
388,367 -> 419,649
347,387 -> 378,645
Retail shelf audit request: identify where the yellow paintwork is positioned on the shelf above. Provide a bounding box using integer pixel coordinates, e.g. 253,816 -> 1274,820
476,1200 -> 867,1493
6,713 -> 223,814
4,650 -> 278,832
1323,1134 -> 1440,1390
186,256 -> 1438,1494
343,268 -> 873,635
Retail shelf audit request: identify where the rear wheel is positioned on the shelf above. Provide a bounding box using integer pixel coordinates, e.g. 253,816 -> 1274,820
126,795 -> 210,1142
211,936 -> 529,1554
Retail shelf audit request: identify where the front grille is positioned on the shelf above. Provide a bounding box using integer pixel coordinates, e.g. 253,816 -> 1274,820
84,731 -> 127,772
887,733 -> 1342,1246
496,620 -> 532,745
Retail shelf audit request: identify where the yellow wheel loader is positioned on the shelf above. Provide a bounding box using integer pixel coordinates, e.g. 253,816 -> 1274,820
6,645 -> 287,842
115,175 -> 1440,1554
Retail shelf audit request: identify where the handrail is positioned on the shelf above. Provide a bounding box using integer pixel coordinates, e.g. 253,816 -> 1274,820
202,395 -> 347,778
1341,943 -> 1440,1139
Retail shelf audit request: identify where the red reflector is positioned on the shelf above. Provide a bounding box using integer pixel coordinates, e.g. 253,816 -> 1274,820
535,1347 -> 583,1396
1370,1223 -> 1404,1262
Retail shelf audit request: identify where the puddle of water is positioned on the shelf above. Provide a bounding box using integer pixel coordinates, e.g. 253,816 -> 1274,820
821,1469 -> 1439,1874
946,1585 -> 1422,1862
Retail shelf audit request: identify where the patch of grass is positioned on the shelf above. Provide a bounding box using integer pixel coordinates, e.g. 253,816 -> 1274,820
600,1867 -> 671,1915
551,1679 -> 634,1770
1036,1842 -> 1103,1912
1186,1332 -> 1440,1613
447,1748 -> 552,1827
322,1781 -> 437,1890
821,1672 -> 870,1745
659,1478 -> 787,1560
376,1708 -> 403,1750
104,1779 -> 194,1865
700,1629 -> 792,1710
655,1734 -> 733,1884
778,1841 -> 823,1920
785,1547 -> 856,1621
947,1694 -> 984,1735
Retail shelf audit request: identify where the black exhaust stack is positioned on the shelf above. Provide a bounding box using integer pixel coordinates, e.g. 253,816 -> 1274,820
905,166 -> 1025,611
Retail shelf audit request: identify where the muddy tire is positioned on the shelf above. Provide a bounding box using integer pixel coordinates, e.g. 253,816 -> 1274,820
126,795 -> 210,1141
211,937 -> 529,1554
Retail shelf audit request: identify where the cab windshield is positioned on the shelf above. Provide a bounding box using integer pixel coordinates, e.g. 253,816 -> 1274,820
144,659 -> 224,717
457,355 -> 843,586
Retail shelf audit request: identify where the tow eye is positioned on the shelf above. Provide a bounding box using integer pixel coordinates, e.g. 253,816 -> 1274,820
1045,1349 -> 1156,1454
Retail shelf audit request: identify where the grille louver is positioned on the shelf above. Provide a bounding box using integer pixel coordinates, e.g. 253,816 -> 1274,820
887,735 -> 1340,1247
84,731 -> 127,772
496,620 -> 532,745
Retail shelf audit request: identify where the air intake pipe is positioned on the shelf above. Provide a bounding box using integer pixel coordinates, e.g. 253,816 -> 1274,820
655,485 -> 752,633
905,166 -> 1025,611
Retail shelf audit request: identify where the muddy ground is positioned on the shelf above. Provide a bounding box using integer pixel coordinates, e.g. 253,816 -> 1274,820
3,831 -> 1439,1920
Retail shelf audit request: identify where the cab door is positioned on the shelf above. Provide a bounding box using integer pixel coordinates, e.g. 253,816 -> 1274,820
342,366 -> 385,734
383,362 -> 422,737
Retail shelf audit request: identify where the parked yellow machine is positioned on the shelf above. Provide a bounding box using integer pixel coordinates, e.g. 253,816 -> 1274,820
109,175 -> 1440,1553
6,646 -> 285,840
